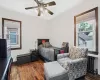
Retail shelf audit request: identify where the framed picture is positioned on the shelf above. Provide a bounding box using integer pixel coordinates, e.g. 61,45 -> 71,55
2,18 -> 22,50
74,7 -> 98,54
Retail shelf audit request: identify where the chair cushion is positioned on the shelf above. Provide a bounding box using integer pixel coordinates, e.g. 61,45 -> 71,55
58,58 -> 71,70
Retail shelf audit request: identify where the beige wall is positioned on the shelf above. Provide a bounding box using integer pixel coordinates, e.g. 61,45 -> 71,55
48,0 -> 100,74
0,6 -> 48,61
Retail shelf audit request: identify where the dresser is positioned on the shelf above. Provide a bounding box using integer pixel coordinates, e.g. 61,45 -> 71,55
0,39 -> 12,80
0,57 -> 13,80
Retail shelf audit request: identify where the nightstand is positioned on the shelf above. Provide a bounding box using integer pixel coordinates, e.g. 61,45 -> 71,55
31,49 -> 39,61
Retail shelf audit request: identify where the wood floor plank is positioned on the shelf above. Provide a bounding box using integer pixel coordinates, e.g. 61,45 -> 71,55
10,60 -> 100,80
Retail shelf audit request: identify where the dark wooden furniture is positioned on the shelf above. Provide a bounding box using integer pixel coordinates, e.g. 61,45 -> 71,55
0,39 -> 11,58
0,57 -> 13,80
17,53 -> 31,65
17,50 -> 39,65
0,39 -> 12,80
31,50 -> 39,61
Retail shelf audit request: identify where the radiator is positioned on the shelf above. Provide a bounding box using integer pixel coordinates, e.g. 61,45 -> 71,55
87,56 -> 95,74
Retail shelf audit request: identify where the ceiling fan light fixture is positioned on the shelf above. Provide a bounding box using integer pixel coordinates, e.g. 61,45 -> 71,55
40,6 -> 44,11
41,12 -> 44,16
46,4 -> 49,7
44,9 -> 48,13
34,9 -> 38,13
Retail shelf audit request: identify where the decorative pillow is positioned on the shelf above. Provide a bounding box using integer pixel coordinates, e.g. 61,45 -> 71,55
42,42 -> 46,47
62,42 -> 67,47
60,50 -> 64,54
45,42 -> 52,48
42,40 -> 46,43
69,47 -> 88,59
79,48 -> 88,58
39,44 -> 43,48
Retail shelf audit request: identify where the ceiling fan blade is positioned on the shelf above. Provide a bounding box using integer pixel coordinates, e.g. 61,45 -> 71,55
34,0 -> 39,4
38,8 -> 41,16
45,1 -> 56,7
25,6 -> 38,10
45,8 -> 53,15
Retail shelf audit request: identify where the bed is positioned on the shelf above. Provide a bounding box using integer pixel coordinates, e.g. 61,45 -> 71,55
37,39 -> 60,62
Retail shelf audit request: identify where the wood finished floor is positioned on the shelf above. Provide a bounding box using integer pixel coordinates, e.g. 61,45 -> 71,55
10,60 -> 100,80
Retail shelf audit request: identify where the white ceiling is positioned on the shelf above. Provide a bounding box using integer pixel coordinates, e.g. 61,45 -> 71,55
0,0 -> 84,20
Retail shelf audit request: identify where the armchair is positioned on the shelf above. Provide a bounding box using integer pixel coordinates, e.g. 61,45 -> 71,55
57,46 -> 88,80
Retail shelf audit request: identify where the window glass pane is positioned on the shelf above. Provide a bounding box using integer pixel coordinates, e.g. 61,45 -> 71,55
9,32 -> 17,45
10,32 -> 16,34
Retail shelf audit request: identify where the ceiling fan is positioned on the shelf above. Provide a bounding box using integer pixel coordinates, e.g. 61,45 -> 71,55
25,0 -> 56,16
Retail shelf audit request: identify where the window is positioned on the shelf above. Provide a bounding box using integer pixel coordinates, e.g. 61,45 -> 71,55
9,31 -> 17,45
2,18 -> 22,50
77,19 -> 95,51
7,28 -> 18,45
